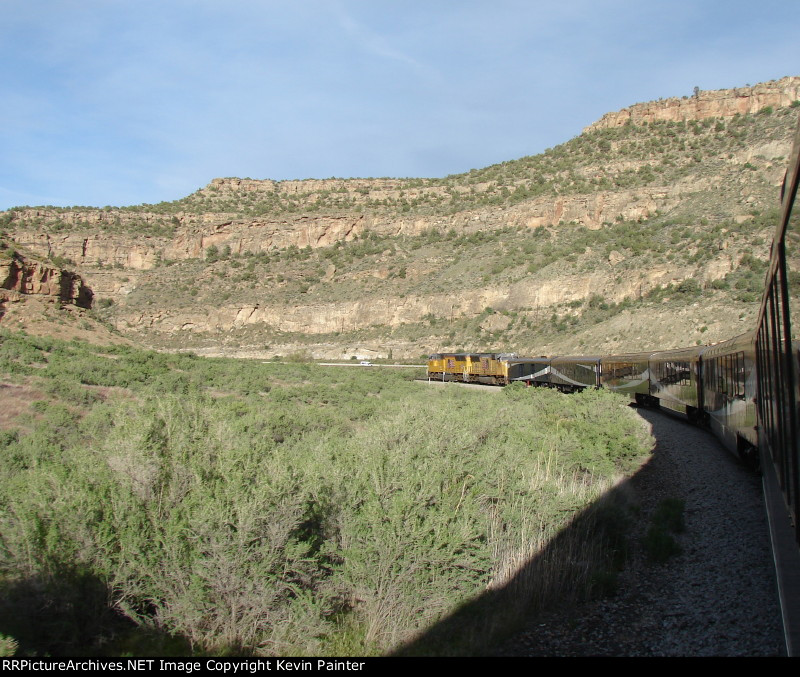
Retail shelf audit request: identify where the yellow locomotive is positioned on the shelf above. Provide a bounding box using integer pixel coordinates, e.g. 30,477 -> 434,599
427,353 -> 558,387
426,353 -> 515,385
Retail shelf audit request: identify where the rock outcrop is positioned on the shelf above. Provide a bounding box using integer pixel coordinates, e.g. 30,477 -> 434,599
4,183 -> 698,274
0,247 -> 92,309
585,76 -> 800,131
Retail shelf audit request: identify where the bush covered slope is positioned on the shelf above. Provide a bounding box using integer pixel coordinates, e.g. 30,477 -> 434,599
0,331 -> 652,655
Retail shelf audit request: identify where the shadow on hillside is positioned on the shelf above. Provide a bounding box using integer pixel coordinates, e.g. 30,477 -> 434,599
0,566 -> 191,657
390,405 -> 694,657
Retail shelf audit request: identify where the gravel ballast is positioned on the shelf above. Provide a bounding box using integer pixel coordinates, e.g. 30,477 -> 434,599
496,406 -> 786,657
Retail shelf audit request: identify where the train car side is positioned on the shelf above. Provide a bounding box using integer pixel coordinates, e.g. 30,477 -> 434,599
503,356 -> 552,386
600,351 -> 658,405
701,331 -> 759,463
549,355 -> 601,392
648,346 -> 704,422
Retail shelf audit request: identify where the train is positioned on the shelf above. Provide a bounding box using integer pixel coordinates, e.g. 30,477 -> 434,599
427,332 -> 765,467
426,113 -> 800,655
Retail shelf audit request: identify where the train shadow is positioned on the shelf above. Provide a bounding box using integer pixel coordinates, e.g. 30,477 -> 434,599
0,567 -> 192,657
390,403 -> 756,657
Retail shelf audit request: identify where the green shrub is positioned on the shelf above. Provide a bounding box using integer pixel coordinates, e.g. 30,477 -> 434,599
0,634 -> 18,657
0,332 -> 653,656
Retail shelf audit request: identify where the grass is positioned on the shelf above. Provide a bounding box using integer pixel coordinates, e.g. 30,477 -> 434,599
0,330 -> 654,656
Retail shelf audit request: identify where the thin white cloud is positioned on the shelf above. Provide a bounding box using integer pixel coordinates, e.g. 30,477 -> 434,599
332,1 -> 432,75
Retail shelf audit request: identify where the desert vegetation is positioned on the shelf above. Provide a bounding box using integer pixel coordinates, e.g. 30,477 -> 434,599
0,331 -> 652,656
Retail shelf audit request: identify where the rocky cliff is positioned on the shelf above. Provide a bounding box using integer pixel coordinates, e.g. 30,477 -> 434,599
0,239 -> 99,341
0,243 -> 92,308
585,76 -> 800,131
5,185 -> 691,273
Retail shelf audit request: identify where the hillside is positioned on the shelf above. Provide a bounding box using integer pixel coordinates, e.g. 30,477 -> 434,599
2,76 -> 799,359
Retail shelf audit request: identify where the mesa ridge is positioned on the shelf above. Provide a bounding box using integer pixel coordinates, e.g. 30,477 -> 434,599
1,77 -> 798,360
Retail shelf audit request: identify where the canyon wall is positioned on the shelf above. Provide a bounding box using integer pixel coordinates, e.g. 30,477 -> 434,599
5,183 -> 695,273
1,77 -> 796,356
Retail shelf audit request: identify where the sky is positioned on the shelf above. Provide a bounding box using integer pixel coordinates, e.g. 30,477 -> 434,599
1,1 -> 797,210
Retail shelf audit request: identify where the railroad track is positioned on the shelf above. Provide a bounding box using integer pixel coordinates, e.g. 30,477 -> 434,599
421,115 -> 800,653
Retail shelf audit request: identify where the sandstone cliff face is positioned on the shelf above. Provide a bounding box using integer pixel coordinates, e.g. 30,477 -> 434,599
0,249 -> 92,311
4,183 -> 700,274
207,176 -> 415,197
111,253 -> 732,339
585,76 -> 800,131
7,230 -> 169,270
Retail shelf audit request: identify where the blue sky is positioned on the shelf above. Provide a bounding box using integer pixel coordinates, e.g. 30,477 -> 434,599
1,1 -> 797,210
